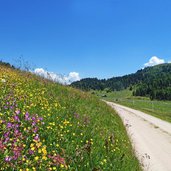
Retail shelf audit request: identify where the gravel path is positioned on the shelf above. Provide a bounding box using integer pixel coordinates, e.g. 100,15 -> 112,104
106,101 -> 171,171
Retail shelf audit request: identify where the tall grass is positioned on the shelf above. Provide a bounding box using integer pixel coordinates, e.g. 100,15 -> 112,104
114,99 -> 171,123
0,66 -> 140,170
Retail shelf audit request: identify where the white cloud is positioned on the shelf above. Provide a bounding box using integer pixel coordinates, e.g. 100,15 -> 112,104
33,68 -> 80,85
144,56 -> 165,67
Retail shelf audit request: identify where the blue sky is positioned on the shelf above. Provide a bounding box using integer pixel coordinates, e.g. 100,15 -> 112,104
1,0 -> 171,79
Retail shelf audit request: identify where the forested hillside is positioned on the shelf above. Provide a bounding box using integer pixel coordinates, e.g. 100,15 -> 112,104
71,63 -> 171,100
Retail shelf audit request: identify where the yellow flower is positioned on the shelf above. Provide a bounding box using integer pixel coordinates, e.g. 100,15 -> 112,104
103,159 -> 107,163
32,167 -> 36,171
60,164 -> 64,168
30,143 -> 34,147
63,120 -> 69,125
38,149 -> 42,153
47,126 -> 50,129
31,147 -> 35,151
36,142 -> 42,148
42,146 -> 47,155
34,156 -> 39,161
42,156 -> 47,160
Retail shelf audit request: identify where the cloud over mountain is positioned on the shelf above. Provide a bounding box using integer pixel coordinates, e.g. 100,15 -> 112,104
144,56 -> 165,67
33,68 -> 80,85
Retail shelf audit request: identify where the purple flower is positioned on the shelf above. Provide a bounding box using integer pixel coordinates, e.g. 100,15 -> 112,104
29,149 -> 34,155
4,132 -> 10,138
14,115 -> 20,122
25,112 -> 30,121
33,127 -> 38,133
15,124 -> 19,128
14,129 -> 19,134
12,147 -> 22,160
13,139 -> 17,143
7,122 -> 12,128
5,156 -> 12,162
4,106 -> 8,109
39,117 -> 43,121
32,122 -> 36,126
10,106 -> 14,109
13,155 -> 18,160
15,110 -> 20,115
32,117 -> 36,121
4,137 -> 10,143
34,134 -> 39,141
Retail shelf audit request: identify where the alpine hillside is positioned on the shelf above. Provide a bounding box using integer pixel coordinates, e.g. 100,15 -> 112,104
71,63 -> 171,100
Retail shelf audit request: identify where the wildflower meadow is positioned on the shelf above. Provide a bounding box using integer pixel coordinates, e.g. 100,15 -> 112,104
0,64 -> 140,170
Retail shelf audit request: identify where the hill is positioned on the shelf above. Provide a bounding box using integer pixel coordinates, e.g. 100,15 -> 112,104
71,63 -> 171,100
0,62 -> 140,170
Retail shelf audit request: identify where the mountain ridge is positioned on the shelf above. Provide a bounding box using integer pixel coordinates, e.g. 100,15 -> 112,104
71,63 -> 171,100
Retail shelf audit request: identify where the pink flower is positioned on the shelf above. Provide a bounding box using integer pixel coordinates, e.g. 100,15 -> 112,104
15,110 -> 20,115
48,154 -> 66,166
0,140 -> 5,151
12,146 -> 22,160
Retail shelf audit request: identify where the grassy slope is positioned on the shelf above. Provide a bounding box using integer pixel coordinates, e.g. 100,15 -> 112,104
0,65 -> 140,171
97,90 -> 171,123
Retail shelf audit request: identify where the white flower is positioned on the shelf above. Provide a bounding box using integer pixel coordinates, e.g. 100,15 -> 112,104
1,79 -> 6,83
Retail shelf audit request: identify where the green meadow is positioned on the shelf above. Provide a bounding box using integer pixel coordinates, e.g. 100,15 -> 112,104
95,89 -> 171,123
0,65 -> 141,170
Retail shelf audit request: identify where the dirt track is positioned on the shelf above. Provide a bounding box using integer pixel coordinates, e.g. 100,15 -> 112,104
106,101 -> 171,171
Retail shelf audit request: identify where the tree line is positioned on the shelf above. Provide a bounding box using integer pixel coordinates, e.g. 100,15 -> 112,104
71,63 -> 171,100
